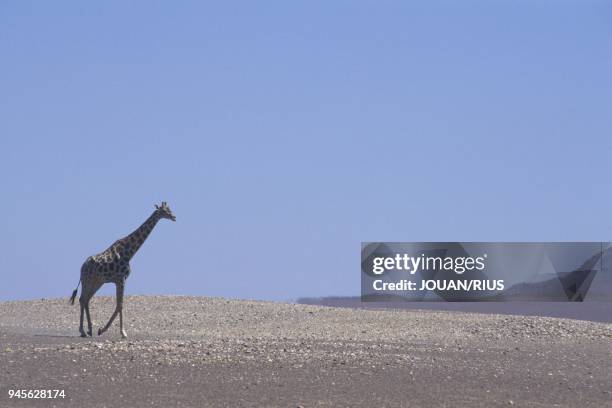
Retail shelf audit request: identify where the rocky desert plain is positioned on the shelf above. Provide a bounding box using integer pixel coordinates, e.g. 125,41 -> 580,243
1,296 -> 611,407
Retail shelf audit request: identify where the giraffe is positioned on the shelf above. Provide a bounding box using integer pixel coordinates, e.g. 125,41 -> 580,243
70,202 -> 176,338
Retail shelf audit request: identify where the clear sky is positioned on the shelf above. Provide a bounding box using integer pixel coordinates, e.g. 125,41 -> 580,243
1,1 -> 611,301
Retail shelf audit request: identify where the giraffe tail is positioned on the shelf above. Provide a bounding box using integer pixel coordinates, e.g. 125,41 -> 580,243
69,279 -> 81,305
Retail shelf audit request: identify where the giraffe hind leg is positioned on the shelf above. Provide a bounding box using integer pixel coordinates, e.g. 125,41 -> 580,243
79,300 -> 87,337
85,303 -> 93,337
80,279 -> 102,337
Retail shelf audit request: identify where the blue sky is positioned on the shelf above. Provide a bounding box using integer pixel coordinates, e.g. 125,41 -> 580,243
1,1 -> 611,301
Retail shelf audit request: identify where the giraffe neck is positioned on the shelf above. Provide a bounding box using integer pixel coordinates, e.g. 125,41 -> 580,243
120,211 -> 161,260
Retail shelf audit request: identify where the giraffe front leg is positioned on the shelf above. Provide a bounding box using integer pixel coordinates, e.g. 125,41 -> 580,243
98,309 -> 118,336
117,281 -> 127,338
98,281 -> 125,338
119,308 -> 127,339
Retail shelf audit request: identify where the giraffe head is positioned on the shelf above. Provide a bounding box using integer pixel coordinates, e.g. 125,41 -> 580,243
155,202 -> 176,221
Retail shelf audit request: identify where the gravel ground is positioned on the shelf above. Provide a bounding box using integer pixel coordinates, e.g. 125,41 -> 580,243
0,296 -> 611,407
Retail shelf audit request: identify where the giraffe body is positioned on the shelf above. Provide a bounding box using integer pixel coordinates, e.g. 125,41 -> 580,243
71,202 -> 176,338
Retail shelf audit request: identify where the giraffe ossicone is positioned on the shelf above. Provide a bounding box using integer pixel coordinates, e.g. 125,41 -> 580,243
70,202 -> 176,339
